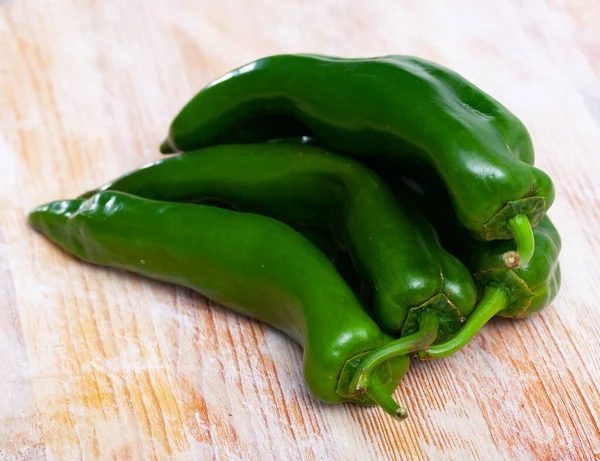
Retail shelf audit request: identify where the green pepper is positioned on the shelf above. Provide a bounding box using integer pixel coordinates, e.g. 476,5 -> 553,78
419,216 -> 561,359
80,144 -> 477,342
29,191 -> 444,420
160,54 -> 554,267
352,167 -> 561,356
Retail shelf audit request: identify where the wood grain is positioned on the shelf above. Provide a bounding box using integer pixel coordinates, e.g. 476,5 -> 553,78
1,1 -> 600,459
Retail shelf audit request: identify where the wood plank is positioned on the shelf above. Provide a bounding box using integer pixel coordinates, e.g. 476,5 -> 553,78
1,1 -> 599,459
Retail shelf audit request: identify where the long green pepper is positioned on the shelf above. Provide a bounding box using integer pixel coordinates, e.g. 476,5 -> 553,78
29,191 -> 446,420
81,143 -> 477,341
160,54 -> 555,267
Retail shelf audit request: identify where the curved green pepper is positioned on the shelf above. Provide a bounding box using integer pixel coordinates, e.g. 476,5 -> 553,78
159,54 -> 555,267
29,191 -> 450,420
419,216 -> 561,359
80,144 -> 477,342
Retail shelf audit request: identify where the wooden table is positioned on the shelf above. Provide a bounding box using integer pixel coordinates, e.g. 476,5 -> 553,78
1,1 -> 599,459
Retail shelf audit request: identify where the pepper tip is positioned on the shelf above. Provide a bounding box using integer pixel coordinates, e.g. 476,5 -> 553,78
160,139 -> 175,154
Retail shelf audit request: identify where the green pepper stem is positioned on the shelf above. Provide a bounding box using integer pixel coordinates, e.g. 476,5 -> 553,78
418,285 -> 510,360
349,312 -> 439,420
502,214 -> 534,269
366,376 -> 408,421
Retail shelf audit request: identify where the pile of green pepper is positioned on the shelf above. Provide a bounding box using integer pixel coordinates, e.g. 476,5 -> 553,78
29,54 -> 561,422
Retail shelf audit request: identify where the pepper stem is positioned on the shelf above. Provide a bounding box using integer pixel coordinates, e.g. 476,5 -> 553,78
349,312 -> 439,420
418,285 -> 510,360
502,214 -> 534,268
366,376 -> 408,421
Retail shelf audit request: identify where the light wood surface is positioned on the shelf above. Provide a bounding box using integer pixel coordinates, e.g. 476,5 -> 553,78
1,1 -> 600,460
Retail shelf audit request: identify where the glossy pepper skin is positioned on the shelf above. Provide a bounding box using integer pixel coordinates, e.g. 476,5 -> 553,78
419,216 -> 561,359
81,144 -> 477,342
29,191 -> 446,420
159,54 -> 555,256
